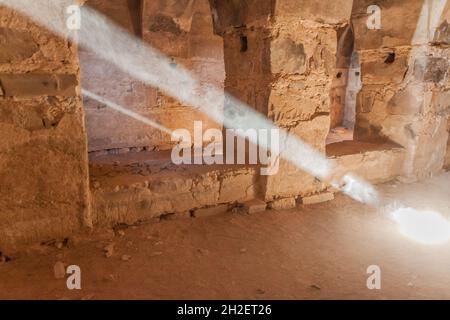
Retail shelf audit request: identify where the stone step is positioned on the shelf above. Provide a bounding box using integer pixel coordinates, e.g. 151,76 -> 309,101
243,199 -> 267,214
301,192 -> 335,205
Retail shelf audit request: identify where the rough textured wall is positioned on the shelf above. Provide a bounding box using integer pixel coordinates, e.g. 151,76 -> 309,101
265,0 -> 352,200
212,0 -> 353,201
352,0 -> 450,179
0,5 -> 90,250
82,0 -> 225,153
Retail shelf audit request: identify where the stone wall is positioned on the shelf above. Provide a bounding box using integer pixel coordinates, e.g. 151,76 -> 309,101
212,0 -> 353,202
0,4 -> 90,251
352,0 -> 450,179
2,0 -> 450,250
91,164 -> 258,227
82,0 -> 225,153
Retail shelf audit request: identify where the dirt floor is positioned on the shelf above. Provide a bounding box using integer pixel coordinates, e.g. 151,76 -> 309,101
1,172 -> 450,300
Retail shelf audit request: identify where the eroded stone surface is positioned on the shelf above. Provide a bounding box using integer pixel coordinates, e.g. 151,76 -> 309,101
243,199 -> 267,214
0,74 -> 78,97
0,5 -> 90,251
301,192 -> 334,205
270,197 -> 297,210
89,153 -> 259,227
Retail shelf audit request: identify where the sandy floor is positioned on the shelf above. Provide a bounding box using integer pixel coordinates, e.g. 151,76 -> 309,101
1,172 -> 450,300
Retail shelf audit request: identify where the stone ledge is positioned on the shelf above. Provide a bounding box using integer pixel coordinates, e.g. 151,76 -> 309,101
91,163 -> 258,227
0,73 -> 78,97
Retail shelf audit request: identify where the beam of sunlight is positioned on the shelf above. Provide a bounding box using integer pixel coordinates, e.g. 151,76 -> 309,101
0,0 -> 379,205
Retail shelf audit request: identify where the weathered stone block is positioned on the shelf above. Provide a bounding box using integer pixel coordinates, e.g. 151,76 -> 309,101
352,0 -> 424,50
218,170 -> 256,203
0,110 -> 90,250
360,54 -> 408,85
301,192 -> 334,205
387,85 -> 424,116
328,142 -> 406,184
270,197 -> 296,210
0,74 -> 78,97
243,199 -> 267,214
271,37 -> 307,74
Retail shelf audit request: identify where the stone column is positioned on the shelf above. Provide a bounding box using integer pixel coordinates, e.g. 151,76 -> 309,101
265,1 -> 353,203
211,0 -> 353,205
0,3 -> 91,250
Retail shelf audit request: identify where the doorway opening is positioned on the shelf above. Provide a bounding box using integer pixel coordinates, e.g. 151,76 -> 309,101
327,24 -> 360,145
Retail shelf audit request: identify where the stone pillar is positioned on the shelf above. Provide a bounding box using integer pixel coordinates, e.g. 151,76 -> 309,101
209,0 -> 274,200
265,1 -> 353,201
352,0 -> 450,180
211,0 -> 353,202
0,3 -> 90,250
